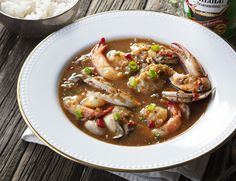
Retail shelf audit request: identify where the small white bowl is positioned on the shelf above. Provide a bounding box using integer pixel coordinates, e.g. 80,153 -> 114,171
17,11 -> 236,171
0,0 -> 80,38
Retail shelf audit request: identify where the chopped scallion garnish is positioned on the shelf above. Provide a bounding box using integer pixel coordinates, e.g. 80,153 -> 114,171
151,44 -> 161,52
147,103 -> 156,111
129,61 -> 139,72
82,67 -> 92,75
129,77 -> 138,88
113,112 -> 121,121
148,68 -> 157,79
75,107 -> 83,119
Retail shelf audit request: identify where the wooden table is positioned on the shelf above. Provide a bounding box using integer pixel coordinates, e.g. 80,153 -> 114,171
1,0 -> 236,180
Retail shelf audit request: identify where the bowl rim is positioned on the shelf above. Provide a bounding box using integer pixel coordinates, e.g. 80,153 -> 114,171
17,10 -> 236,172
0,0 -> 79,21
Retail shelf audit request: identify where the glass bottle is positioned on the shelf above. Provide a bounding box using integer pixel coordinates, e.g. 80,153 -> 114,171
183,0 -> 236,38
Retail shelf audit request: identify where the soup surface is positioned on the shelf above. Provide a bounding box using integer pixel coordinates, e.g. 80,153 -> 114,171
58,38 -> 212,146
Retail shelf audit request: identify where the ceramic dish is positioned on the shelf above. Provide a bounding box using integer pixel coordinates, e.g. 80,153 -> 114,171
17,11 -> 236,171
0,0 -> 80,38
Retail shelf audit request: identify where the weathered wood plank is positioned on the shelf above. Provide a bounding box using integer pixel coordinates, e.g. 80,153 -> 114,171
0,38 -> 36,145
0,30 -> 19,70
12,144 -> 86,181
80,167 -> 126,181
0,127 -> 28,180
145,0 -> 183,15
0,37 -> 39,181
87,0 -> 115,15
0,38 -> 36,137
87,0 -> 147,15
75,0 -> 93,18
14,144 -> 46,180
110,0 -> 124,10
120,0 -> 147,10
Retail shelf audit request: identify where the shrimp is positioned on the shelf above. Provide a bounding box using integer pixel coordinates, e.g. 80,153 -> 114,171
140,104 -> 168,127
106,50 -> 130,71
90,42 -> 124,80
152,102 -> 182,138
80,91 -> 106,108
63,95 -> 113,121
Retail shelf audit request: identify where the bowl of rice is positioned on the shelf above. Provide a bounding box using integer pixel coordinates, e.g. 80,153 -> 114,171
0,0 -> 80,38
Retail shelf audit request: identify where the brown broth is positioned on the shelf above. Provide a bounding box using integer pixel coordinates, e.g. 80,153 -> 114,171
58,38 -> 210,146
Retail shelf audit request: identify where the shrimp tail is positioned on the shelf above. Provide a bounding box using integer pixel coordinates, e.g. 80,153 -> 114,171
95,106 -> 114,118
152,102 -> 182,138
90,41 -> 107,55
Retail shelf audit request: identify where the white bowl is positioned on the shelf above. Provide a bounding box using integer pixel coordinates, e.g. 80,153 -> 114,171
0,0 -> 80,38
17,10 -> 236,171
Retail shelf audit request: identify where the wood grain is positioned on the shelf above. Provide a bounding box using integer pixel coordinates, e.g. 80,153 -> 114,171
0,0 -> 235,181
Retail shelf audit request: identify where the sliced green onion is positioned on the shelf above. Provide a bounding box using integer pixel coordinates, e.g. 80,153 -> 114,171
151,44 -> 161,52
129,77 -> 138,88
147,103 -> 156,112
82,67 -> 92,75
148,68 -> 157,79
75,107 -> 83,119
129,61 -> 138,72
113,112 -> 121,121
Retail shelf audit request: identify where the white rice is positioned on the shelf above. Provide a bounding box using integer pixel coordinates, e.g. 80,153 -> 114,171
0,0 -> 77,20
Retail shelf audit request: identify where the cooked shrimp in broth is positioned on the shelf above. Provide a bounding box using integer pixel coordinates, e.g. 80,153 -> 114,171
59,38 -> 213,146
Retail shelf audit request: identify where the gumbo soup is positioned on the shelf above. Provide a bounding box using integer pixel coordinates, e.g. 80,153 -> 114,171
59,38 -> 213,146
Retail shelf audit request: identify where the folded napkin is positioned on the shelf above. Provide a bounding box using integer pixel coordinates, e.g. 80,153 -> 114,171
22,128 -> 210,181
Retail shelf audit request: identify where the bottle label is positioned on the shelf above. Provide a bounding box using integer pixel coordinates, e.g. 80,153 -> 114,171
186,0 -> 228,17
184,0 -> 229,35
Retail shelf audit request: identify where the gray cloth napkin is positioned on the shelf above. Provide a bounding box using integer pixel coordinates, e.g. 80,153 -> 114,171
22,128 -> 210,181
